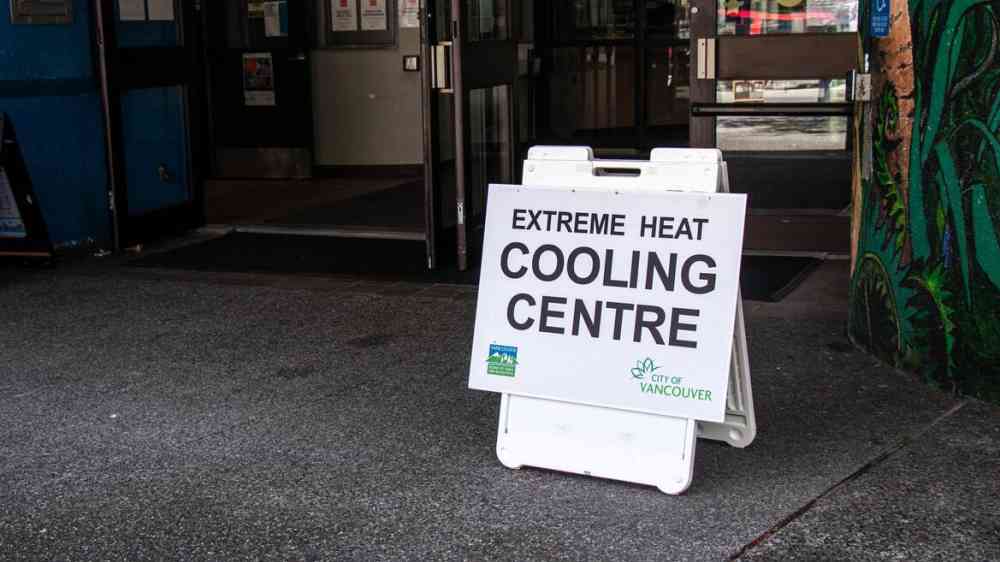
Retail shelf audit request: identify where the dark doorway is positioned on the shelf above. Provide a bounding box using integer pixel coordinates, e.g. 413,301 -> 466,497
199,0 -> 436,266
204,0 -> 314,178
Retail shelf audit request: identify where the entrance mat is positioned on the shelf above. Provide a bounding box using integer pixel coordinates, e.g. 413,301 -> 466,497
740,255 -> 822,302
129,232 -> 478,285
130,233 -> 821,300
264,181 -> 425,230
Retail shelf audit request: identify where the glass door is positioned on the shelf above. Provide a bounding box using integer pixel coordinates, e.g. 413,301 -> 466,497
423,0 -> 457,269
450,0 -> 518,270
94,0 -> 206,248
527,1 -> 693,157
688,0 -> 859,253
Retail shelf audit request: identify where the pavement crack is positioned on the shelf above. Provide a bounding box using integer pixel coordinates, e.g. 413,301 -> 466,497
727,400 -> 969,561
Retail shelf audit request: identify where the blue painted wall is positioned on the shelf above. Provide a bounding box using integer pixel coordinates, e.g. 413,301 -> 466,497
0,0 -> 111,249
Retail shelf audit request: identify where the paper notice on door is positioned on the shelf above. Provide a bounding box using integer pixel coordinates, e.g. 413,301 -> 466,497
0,168 -> 26,239
248,0 -> 266,18
243,52 -> 276,106
118,0 -> 146,21
263,1 -> 287,37
360,0 -> 386,31
399,0 -> 419,28
331,0 -> 357,31
147,0 -> 175,21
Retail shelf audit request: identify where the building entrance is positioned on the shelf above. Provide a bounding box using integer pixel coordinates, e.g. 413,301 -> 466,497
195,0 -> 859,271
200,0 -> 437,266
426,0 -> 860,269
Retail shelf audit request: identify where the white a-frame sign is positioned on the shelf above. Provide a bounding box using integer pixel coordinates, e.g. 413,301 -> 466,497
468,146 -> 755,494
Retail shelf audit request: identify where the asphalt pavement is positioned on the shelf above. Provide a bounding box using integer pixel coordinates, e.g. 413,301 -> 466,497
0,257 -> 996,561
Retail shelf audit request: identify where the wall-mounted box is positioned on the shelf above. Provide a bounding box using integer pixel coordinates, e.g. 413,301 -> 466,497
10,0 -> 72,24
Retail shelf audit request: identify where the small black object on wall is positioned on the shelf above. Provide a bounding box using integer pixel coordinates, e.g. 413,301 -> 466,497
0,113 -> 53,258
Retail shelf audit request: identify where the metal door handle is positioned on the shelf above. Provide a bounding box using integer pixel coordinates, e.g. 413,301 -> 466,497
696,38 -> 715,80
289,53 -> 306,61
432,41 -> 453,93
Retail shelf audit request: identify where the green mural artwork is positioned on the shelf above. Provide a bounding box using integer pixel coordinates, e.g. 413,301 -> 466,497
850,0 -> 1000,399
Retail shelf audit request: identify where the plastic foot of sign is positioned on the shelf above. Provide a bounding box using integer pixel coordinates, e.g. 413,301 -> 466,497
696,298 -> 757,449
496,393 -> 697,495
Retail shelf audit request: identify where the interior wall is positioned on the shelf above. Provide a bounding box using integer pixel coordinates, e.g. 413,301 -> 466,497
311,28 -> 424,167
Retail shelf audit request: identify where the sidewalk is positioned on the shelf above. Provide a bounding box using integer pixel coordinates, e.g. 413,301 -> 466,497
0,257 -> 996,561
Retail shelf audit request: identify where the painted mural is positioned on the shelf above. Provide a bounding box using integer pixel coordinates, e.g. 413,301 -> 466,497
850,0 -> 1000,400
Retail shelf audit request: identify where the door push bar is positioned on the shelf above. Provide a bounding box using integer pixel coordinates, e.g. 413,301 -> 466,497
431,41 -> 453,93
690,103 -> 854,117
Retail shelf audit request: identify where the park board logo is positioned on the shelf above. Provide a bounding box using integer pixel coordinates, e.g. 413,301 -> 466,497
487,344 -> 518,377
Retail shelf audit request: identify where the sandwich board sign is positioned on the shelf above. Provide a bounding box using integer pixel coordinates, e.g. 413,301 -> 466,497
468,146 -> 755,494
0,113 -> 52,259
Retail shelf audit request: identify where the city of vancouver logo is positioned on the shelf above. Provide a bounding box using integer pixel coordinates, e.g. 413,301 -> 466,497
487,344 -> 518,377
630,357 -> 660,379
631,357 -> 714,402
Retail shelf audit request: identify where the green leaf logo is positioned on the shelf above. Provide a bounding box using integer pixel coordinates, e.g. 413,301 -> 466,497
630,357 -> 659,380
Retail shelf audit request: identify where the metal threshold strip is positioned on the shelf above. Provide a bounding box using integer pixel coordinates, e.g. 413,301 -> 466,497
749,207 -> 850,217
742,249 -> 850,260
210,224 -> 427,242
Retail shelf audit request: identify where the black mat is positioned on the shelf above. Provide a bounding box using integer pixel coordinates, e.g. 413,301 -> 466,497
739,254 -> 822,302
130,233 -> 820,301
132,233 -> 478,285
266,181 -> 425,229
726,151 -> 852,209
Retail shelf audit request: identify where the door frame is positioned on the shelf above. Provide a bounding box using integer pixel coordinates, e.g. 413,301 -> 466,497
93,0 -> 207,250
420,0 -> 442,269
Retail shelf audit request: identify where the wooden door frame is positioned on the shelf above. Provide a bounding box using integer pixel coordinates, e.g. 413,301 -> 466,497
689,0 -> 717,148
